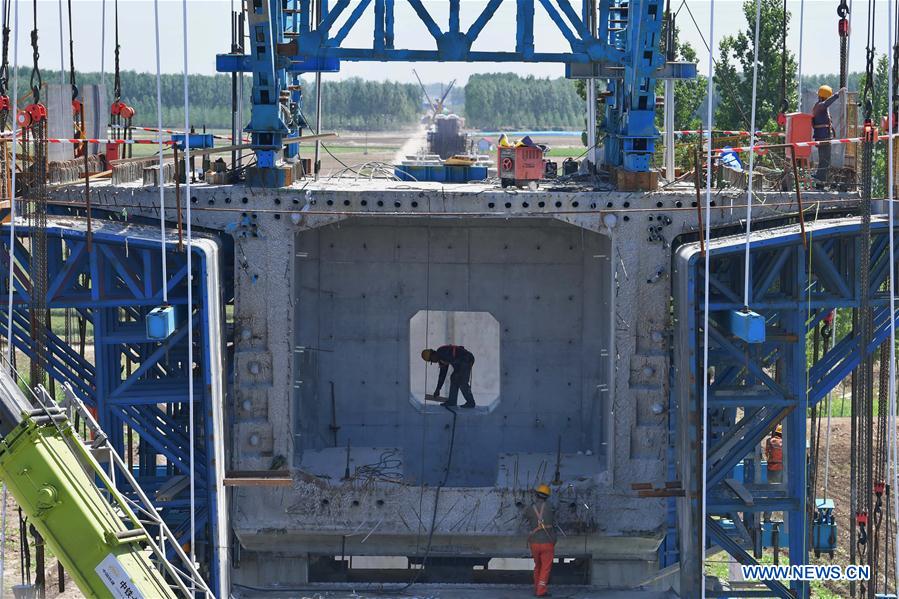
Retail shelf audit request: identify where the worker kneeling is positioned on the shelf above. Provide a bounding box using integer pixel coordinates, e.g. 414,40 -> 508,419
526,484 -> 557,597
421,345 -> 476,408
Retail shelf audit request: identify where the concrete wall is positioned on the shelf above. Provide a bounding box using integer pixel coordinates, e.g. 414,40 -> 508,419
293,218 -> 610,487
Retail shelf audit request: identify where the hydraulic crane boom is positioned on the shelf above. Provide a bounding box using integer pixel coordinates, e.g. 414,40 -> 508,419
0,367 -> 213,599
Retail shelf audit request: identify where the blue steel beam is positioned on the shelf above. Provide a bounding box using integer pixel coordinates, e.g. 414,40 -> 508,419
707,518 -> 793,599
217,0 -> 695,180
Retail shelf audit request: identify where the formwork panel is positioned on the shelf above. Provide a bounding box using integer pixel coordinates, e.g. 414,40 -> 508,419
293,218 -> 610,488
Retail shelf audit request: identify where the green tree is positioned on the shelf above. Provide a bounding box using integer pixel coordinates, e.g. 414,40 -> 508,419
464,73 -> 584,130
714,0 -> 798,131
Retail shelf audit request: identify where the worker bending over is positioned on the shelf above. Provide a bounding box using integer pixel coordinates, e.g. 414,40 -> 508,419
812,85 -> 847,187
525,484 -> 557,597
421,345 -> 476,408
764,424 -> 783,522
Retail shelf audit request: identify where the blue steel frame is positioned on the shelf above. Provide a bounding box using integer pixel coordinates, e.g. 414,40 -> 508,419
217,0 -> 693,175
0,224 -> 223,595
674,220 -> 899,599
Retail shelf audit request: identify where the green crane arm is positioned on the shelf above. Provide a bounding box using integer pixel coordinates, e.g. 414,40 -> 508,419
0,369 -> 178,599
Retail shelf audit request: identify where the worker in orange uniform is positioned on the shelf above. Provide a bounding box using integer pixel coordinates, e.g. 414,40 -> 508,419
525,484 -> 557,597
764,424 -> 783,522
812,84 -> 847,187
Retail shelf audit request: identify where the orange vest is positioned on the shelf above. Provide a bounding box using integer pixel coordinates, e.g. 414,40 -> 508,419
766,436 -> 783,471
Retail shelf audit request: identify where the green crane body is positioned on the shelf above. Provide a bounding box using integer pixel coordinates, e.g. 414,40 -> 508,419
0,411 -> 176,598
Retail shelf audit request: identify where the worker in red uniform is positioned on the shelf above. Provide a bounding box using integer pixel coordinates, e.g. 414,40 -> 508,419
812,84 -> 847,187
421,345 -> 476,408
525,484 -> 557,597
764,424 -> 783,522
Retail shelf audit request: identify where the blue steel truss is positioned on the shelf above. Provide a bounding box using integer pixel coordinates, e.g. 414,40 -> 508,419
216,0 -> 696,178
673,219 -> 899,599
0,223 -> 224,595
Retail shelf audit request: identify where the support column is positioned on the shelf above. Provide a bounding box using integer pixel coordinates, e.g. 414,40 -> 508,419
587,80 -> 598,171
664,79 -> 676,181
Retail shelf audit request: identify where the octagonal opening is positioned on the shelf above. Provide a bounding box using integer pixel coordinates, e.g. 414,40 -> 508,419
409,310 -> 500,409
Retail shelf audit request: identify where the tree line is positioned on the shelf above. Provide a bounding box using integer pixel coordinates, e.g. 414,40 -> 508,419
10,68 -> 423,132
463,73 -> 585,130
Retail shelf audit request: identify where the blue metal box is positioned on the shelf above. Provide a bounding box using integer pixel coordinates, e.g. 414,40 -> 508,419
171,133 -> 215,150
729,308 -> 766,343
146,305 -> 177,340
812,498 -> 837,556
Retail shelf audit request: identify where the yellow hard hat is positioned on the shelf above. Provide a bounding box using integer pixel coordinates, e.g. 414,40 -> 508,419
535,484 -> 551,497
774,424 -> 783,435
818,85 -> 833,99
421,349 -> 434,362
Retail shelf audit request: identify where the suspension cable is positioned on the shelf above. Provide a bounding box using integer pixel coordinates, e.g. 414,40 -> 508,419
838,0 -> 851,138
0,0 -> 9,116
28,0 -> 40,104
153,0 -> 167,303
857,0 -> 877,589
113,0 -> 120,104
100,0 -> 105,89
778,0 -> 787,121
700,0 -> 716,597
180,0 -> 196,584
66,0 -> 76,106
796,0 -> 805,110
888,0 -> 899,587
741,0 -> 762,308
56,0 -> 63,87
6,0 -> 18,372
1,0 -> 19,590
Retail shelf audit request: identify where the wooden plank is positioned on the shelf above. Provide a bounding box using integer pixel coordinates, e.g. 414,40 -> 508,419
224,478 -> 292,487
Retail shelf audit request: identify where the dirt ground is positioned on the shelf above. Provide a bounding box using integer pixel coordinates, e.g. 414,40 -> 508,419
0,488 -> 80,598
810,416 -> 898,598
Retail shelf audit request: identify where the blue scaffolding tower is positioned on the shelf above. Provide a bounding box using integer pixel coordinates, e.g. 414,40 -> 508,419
673,217 -> 899,599
0,220 -> 229,595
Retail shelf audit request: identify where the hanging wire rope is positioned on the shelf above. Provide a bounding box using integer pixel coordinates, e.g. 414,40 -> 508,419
56,0 -> 63,87
113,0 -> 120,106
700,0 -> 715,597
180,0 -> 196,582
888,0 -> 899,586
0,0 -> 9,131
741,0 -> 762,308
823,311 -> 836,501
66,0 -> 83,150
153,0 -> 167,303
100,0 -> 105,89
1,0 -> 17,592
859,0 -> 878,588
796,0 -> 804,110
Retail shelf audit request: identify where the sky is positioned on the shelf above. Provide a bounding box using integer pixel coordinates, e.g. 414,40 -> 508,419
4,0 -> 896,86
